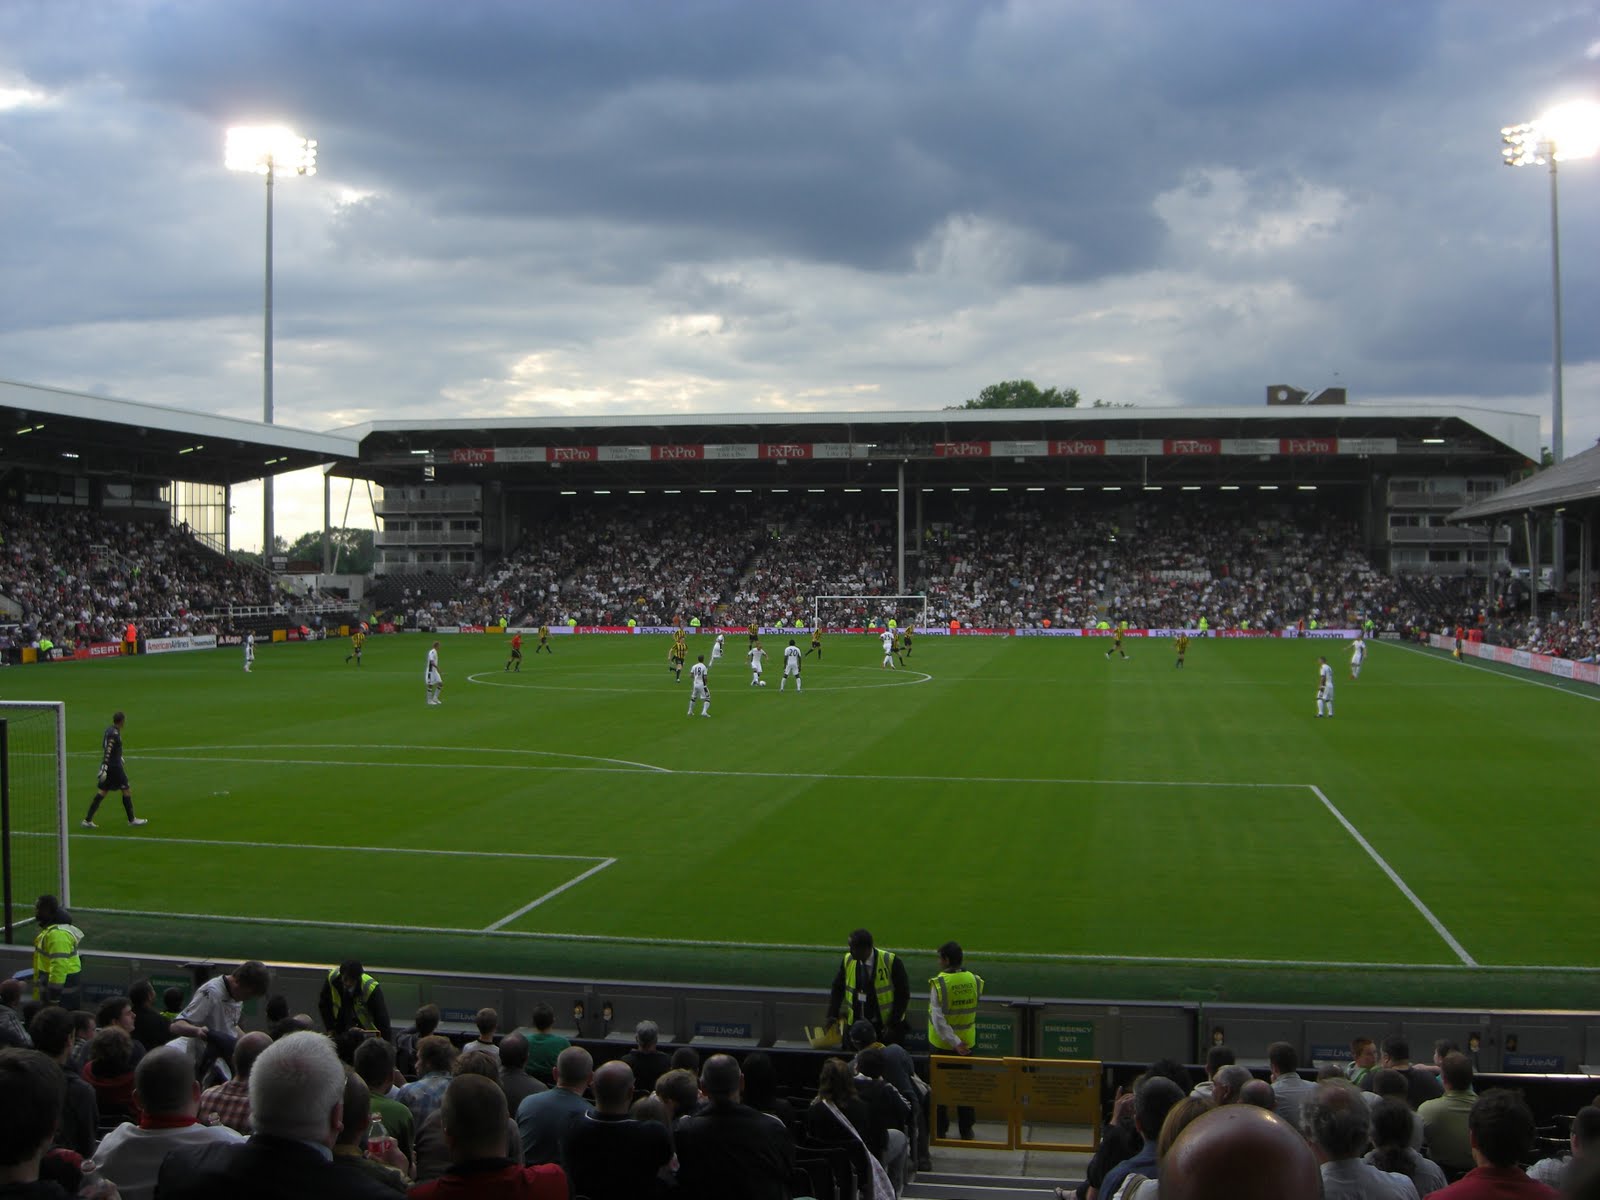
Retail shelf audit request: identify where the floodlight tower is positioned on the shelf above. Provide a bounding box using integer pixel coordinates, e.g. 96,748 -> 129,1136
225,125 -> 317,565
1501,100 -> 1600,592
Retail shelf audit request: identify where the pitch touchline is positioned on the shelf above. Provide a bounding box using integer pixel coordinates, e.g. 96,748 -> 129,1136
1387,639 -> 1600,704
1308,784 -> 1477,966
40,831 -> 604,863
71,905 -> 1581,971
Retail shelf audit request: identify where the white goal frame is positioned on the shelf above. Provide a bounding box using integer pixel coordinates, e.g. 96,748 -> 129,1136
812,594 -> 929,629
0,701 -> 70,921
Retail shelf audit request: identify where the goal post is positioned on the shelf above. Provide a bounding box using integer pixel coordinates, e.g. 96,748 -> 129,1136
0,701 -> 69,944
812,594 -> 930,631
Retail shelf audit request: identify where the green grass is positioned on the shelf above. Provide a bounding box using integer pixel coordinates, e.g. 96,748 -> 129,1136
9,631 -> 1600,1008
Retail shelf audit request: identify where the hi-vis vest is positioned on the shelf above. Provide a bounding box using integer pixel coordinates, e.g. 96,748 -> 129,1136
33,923 -> 84,998
929,969 -> 983,1051
327,969 -> 380,1026
842,950 -> 898,1027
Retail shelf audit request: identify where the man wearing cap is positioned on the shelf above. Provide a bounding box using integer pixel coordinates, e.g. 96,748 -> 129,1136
826,929 -> 910,1045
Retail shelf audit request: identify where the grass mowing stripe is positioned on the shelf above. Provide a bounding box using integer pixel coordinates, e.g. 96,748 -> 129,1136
483,857 -> 619,931
1308,784 -> 1477,966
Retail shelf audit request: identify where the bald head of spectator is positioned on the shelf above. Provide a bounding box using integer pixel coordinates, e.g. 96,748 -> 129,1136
499,1033 -> 529,1074
1161,1104 -> 1320,1200
232,1031 -> 272,1083
592,1061 -> 635,1115
441,1075 -> 509,1163
1238,1079 -> 1276,1111
699,1054 -> 743,1108
1211,1063 -> 1253,1106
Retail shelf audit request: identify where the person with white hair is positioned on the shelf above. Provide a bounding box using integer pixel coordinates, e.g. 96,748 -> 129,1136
156,1030 -> 399,1199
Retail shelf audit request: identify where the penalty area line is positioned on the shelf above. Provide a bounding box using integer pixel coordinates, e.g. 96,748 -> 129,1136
484,857 -> 618,931
1308,784 -> 1477,966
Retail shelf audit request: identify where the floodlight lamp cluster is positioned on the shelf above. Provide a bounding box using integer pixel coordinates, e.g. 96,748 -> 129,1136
1501,100 -> 1600,167
225,126 -> 318,177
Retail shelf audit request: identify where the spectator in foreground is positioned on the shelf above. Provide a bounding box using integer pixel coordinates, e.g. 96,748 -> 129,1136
517,1005 -> 569,1087
0,979 -> 31,1049
674,1054 -> 794,1200
515,1045 -> 593,1169
1527,1103 -> 1600,1190
1303,1082 -> 1421,1200
1419,1053 -> 1478,1179
81,1027 -> 140,1125
1161,1104 -> 1321,1200
1098,1076 -> 1187,1200
414,1056 -> 522,1183
1210,1063 -> 1254,1108
0,1048 -> 73,1200
355,1036 -> 416,1167
167,960 -> 271,1073
1432,1089 -> 1556,1199
564,1060 -> 674,1200
621,1020 -> 672,1093
330,1067 -> 409,1194
1366,1097 -> 1448,1198
653,1068 -> 701,1122
409,1075 -> 566,1200
156,1030 -> 399,1199
197,1031 -> 271,1135
1238,1079 -> 1278,1111
495,1033 -> 545,1114
94,1046 -> 243,1200
401,1035 -> 458,1126
28,1005 -> 98,1158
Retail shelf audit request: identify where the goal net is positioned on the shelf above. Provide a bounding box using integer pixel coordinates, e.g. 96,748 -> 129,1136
0,702 -> 68,944
812,594 -> 930,631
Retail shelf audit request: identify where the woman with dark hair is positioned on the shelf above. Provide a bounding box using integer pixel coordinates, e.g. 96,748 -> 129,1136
808,1057 -> 893,1197
740,1051 -> 799,1134
1365,1097 -> 1448,1197
82,1025 -> 141,1123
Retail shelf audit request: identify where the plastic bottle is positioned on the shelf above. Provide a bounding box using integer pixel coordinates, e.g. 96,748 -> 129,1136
367,1111 -> 391,1159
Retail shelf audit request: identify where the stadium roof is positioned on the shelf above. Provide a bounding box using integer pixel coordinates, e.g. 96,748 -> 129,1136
1448,440 -> 1600,523
335,402 -> 1540,460
0,378 -> 358,486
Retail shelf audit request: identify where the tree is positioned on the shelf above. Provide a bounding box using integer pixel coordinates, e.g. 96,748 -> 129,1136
283,527 -> 375,574
1091,398 -> 1135,409
950,380 -> 1081,410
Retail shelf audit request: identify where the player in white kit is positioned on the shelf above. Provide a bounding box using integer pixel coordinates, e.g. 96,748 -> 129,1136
425,640 -> 444,705
880,629 -> 896,669
687,655 -> 711,717
1350,636 -> 1366,680
1315,655 -> 1334,718
780,639 -> 803,692
748,642 -> 767,686
710,632 -> 725,670
243,631 -> 255,673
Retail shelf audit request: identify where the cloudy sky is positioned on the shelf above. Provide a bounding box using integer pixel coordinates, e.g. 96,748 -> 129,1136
2,0 -> 1598,548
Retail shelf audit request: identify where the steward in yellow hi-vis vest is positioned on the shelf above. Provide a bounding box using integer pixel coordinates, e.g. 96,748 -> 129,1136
32,895 -> 83,1005
318,959 -> 393,1043
826,928 -> 910,1043
930,941 -> 985,1141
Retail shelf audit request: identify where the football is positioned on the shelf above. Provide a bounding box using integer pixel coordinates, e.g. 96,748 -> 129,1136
760,680 -> 767,687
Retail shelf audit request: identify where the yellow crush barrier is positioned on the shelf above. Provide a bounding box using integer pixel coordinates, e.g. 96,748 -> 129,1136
929,1056 -> 1102,1152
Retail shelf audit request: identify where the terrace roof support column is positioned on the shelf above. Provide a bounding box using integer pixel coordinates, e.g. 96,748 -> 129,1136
896,461 -> 906,595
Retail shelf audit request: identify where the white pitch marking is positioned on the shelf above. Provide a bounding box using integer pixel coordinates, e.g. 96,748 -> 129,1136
132,744 -> 672,774
107,747 -> 1306,791
466,664 -> 933,693
1308,784 -> 1477,966
484,857 -> 618,931
1387,639 -> 1600,703
70,904 -> 1580,971
44,830 -> 605,863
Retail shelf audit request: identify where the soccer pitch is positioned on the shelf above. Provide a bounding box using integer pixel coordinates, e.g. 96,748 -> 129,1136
13,631 -> 1600,1008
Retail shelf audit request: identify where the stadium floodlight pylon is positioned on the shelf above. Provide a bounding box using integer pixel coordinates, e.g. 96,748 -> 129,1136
812,594 -> 929,631
0,701 -> 69,944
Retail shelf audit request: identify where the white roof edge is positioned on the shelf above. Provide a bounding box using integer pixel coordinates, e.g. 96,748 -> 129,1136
338,404 -> 1540,458
0,378 -> 359,457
